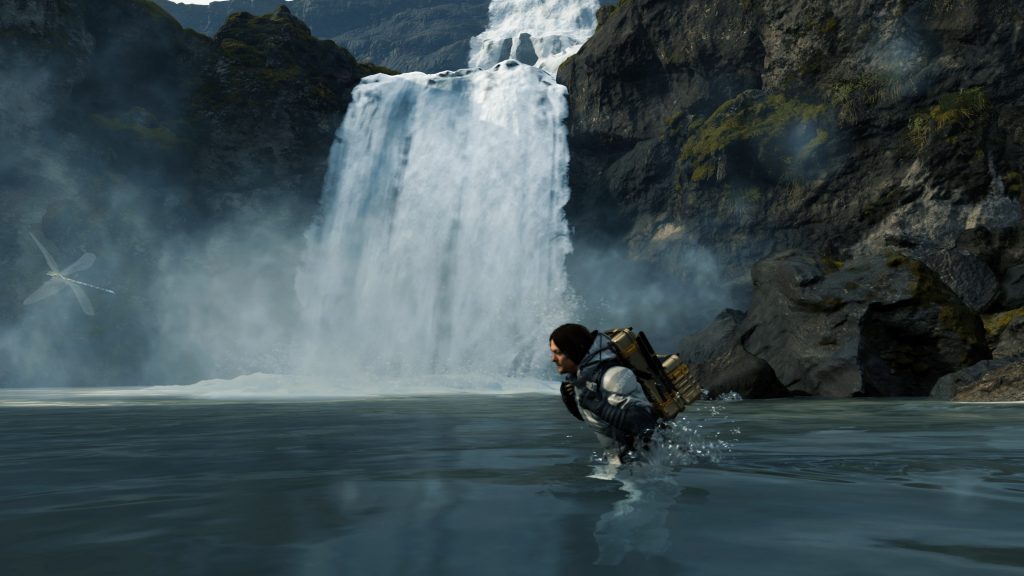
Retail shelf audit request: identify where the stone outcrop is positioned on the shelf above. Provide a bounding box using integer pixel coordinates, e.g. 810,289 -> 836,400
188,6 -> 366,214
559,0 -> 1024,297
678,308 -> 746,365
0,0 -> 379,386
153,0 -> 492,73
689,344 -> 787,400
931,359 -> 1024,402
677,309 -> 788,400
560,0 -> 1024,399
720,251 -> 988,397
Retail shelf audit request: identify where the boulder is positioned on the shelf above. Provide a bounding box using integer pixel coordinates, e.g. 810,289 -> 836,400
191,6 -> 368,213
919,250 -> 999,312
739,251 -> 990,397
982,308 -> 1024,359
931,359 -> 1024,401
677,308 -> 746,364
689,343 -> 788,400
999,264 -> 1024,309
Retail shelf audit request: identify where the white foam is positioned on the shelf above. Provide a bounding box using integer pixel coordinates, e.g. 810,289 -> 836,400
294,0 -> 601,381
147,372 -> 560,400
469,0 -> 599,74
0,373 -> 560,405
295,63 -> 577,377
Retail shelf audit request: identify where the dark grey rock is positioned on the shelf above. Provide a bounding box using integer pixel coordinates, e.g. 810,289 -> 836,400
738,251 -> 990,397
919,250 -> 999,312
1000,264 -> 1024,309
931,359 -> 1024,401
513,33 -> 537,66
560,0 -> 1024,290
153,0 -> 493,73
988,312 -> 1024,359
0,0 -> 372,386
677,308 -> 746,364
690,343 -> 788,400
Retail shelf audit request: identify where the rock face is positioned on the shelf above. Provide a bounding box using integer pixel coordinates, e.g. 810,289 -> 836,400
931,359 -> 1024,402
1,1 -> 369,225
737,251 -> 989,397
0,0 -> 377,386
559,0 -> 1024,399
189,6 -> 365,213
689,343 -> 787,400
675,308 -> 786,399
559,0 -> 1024,294
677,308 -> 746,364
154,0 -> 492,72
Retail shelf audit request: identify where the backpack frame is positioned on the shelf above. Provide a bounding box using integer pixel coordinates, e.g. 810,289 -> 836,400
603,327 -> 702,420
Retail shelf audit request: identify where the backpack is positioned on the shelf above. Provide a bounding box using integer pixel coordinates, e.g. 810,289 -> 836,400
603,327 -> 701,420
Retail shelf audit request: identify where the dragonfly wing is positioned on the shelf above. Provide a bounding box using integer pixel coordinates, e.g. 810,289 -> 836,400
23,278 -> 67,305
28,232 -> 61,273
68,282 -> 95,316
61,252 -> 96,276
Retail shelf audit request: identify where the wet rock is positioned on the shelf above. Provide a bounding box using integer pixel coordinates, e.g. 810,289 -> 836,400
190,5 -> 368,214
999,264 -> 1024,309
512,33 -> 538,66
560,0 -> 1024,290
154,0 -> 492,74
738,251 -> 989,397
982,308 -> 1024,359
918,250 -> 999,312
931,359 -> 1024,402
690,343 -> 788,400
677,308 -> 746,364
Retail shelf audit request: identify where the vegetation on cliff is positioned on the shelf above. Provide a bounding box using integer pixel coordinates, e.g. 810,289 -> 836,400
681,91 -> 829,182
559,0 -> 1024,398
153,0 -> 492,73
0,0 -> 388,386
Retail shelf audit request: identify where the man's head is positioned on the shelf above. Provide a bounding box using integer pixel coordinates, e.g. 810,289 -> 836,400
549,323 -> 594,375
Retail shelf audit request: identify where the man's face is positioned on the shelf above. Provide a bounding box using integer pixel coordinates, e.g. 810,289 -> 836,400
549,340 -> 578,375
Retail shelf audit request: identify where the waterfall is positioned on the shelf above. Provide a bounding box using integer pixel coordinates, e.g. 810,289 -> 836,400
295,0 -> 599,377
469,0 -> 600,73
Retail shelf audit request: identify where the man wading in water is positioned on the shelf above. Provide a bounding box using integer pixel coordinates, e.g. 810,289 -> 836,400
550,323 -> 658,463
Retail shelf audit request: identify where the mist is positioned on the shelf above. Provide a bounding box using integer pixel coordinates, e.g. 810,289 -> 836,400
0,0 -> 719,390
565,239 -> 737,354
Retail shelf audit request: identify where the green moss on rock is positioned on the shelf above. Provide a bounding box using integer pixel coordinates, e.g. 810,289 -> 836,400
90,111 -> 184,148
983,308 -> 1024,341
826,71 -> 903,125
681,91 -> 827,182
1004,171 -> 1023,196
907,87 -> 989,151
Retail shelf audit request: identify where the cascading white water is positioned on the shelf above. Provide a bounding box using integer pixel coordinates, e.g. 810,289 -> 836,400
295,0 -> 599,378
469,0 -> 599,74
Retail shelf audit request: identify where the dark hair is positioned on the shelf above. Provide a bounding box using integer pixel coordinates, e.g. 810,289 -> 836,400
549,323 -> 595,365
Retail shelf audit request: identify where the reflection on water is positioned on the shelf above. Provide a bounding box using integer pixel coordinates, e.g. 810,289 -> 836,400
592,475 -> 674,565
589,405 -> 737,565
0,393 -> 1022,575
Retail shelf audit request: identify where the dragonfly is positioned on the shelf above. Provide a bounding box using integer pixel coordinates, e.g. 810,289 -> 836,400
22,232 -> 115,316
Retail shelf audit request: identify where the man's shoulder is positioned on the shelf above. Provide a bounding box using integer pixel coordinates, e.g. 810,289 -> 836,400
601,365 -> 639,394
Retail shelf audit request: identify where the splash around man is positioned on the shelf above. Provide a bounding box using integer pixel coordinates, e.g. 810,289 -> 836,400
550,323 -> 659,463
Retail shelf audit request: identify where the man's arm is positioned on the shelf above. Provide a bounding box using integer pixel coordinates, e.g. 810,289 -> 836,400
560,380 -> 584,421
578,367 -> 657,436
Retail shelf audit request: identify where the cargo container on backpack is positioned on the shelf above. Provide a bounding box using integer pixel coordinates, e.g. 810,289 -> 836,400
603,327 -> 702,420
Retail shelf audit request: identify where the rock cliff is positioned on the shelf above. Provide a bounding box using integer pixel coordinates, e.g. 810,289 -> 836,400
153,0 -> 492,72
0,0 -> 376,386
560,0 -> 1023,293
559,0 -> 1024,397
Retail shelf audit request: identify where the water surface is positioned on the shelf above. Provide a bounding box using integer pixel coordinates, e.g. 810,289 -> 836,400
1,393 -> 1021,575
